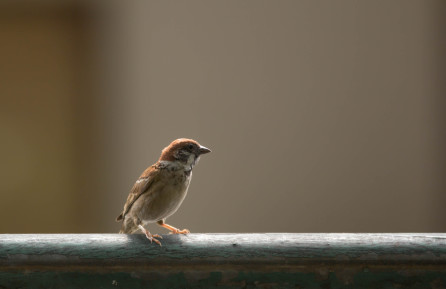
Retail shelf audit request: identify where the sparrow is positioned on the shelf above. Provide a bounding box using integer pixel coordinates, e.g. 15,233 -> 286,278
116,138 -> 211,245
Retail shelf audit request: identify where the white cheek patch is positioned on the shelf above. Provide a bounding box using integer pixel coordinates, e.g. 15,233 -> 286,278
159,154 -> 198,172
186,154 -> 196,167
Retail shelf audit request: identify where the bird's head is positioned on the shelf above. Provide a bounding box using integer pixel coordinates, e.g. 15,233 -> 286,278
159,138 -> 211,170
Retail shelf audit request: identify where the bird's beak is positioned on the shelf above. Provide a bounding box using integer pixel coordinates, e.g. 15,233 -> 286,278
199,145 -> 211,155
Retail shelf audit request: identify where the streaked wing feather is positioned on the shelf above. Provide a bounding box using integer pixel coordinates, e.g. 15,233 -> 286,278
117,164 -> 160,221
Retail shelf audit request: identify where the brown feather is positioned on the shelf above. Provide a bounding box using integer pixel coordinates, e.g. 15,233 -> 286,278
116,138 -> 207,226
159,138 -> 200,161
116,164 -> 161,221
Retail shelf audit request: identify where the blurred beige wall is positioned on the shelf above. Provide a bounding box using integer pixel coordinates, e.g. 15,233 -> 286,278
0,0 -> 445,233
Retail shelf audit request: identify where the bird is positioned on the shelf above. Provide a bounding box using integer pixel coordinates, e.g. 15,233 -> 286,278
116,138 -> 211,245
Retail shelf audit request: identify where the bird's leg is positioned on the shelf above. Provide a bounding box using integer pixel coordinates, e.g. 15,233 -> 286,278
157,219 -> 190,234
138,224 -> 163,246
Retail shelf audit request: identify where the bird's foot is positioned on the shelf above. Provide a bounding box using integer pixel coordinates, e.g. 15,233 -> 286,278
139,224 -> 163,246
170,228 -> 190,234
145,232 -> 163,246
158,222 -> 190,235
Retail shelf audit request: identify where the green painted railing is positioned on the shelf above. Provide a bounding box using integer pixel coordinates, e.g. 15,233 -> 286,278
1,233 -> 446,288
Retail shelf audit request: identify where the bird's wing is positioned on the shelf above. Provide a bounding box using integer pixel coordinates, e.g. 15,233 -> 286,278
116,164 -> 161,221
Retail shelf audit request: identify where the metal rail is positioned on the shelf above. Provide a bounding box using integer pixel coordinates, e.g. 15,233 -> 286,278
1,233 -> 446,288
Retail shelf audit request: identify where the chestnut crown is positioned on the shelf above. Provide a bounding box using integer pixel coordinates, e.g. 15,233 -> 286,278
159,138 -> 211,163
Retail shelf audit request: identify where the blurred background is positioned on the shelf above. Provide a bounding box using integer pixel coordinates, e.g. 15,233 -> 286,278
0,0 -> 445,234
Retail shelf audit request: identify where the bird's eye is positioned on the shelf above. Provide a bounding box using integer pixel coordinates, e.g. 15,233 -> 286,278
188,144 -> 194,150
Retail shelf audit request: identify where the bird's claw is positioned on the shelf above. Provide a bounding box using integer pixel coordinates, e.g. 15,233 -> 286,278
144,232 -> 162,246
